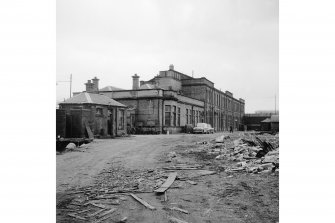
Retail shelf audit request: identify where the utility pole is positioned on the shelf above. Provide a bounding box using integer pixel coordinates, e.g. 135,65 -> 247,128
70,73 -> 72,98
56,74 -> 73,98
275,94 -> 276,115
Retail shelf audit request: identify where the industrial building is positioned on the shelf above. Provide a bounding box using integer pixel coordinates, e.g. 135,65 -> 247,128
80,65 -> 245,133
243,112 -> 279,132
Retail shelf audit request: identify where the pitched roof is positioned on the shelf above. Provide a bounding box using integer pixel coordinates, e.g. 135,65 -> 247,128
261,118 -> 271,123
59,92 -> 126,107
100,86 -> 125,91
270,115 -> 279,122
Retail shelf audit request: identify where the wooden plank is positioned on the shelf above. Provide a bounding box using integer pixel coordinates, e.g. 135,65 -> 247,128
186,180 -> 197,185
85,122 -> 94,139
90,202 -> 106,209
97,208 -> 116,219
169,217 -> 189,223
154,172 -> 177,193
163,167 -> 198,170
87,209 -> 104,217
67,213 -> 86,220
129,193 -> 156,210
170,207 -> 189,214
94,215 -> 112,223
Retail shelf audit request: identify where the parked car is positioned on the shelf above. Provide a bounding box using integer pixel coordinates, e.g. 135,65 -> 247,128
206,124 -> 214,134
193,123 -> 214,134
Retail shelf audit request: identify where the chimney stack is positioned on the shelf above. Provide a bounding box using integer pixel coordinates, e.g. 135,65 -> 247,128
85,80 -> 94,92
92,76 -> 99,91
132,74 -> 140,90
169,64 -> 174,70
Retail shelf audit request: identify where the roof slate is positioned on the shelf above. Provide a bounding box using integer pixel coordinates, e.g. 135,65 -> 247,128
59,92 -> 126,107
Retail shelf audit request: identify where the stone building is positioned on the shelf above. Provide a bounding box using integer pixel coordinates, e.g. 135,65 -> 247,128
80,65 -> 245,133
58,92 -> 127,137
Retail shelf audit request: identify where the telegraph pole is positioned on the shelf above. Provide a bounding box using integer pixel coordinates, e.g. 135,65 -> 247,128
56,74 -> 73,98
70,73 -> 72,98
275,94 -> 276,115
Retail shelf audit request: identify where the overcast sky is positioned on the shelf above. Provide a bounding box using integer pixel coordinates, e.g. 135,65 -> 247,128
57,0 -> 278,113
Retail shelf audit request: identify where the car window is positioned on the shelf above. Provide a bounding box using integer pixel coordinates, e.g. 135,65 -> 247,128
196,123 -> 206,127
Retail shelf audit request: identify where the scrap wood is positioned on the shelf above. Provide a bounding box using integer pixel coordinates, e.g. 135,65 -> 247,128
77,209 -> 90,214
85,122 -> 94,139
164,191 -> 168,201
88,209 -> 105,217
106,190 -> 153,194
186,180 -> 197,185
170,207 -> 189,214
90,202 -> 106,209
67,213 -> 86,220
189,170 -> 216,178
154,172 -> 178,193
129,193 -> 156,210
66,190 -> 85,195
243,156 -> 257,160
97,208 -> 116,219
94,214 -> 113,223
163,167 -> 198,170
118,217 -> 128,222
229,167 -> 245,172
169,216 -> 189,223
95,195 -> 120,199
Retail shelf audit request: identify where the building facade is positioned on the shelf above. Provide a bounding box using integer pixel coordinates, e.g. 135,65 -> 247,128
58,92 -> 127,137
138,65 -> 245,131
80,65 -> 245,133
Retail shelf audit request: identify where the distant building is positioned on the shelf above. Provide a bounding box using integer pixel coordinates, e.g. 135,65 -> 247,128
244,114 -> 279,132
77,65 -> 245,133
57,92 -> 127,138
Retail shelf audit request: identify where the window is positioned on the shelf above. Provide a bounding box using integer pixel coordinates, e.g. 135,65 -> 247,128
165,105 -> 171,126
119,110 -> 125,130
177,107 -> 181,126
173,106 -> 176,126
196,111 -> 199,124
96,107 -> 103,115
189,111 -> 192,124
192,110 -> 195,124
186,109 -> 189,124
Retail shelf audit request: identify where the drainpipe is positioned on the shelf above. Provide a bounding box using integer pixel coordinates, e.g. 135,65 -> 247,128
162,99 -> 164,133
158,98 -> 160,133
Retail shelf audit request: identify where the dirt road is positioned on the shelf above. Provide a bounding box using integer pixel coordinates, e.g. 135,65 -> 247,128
57,133 -> 279,223
57,134 -> 201,192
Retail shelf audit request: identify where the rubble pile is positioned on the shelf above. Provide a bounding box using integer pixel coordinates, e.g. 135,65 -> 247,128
94,167 -> 172,193
180,132 -> 279,175
58,165 -> 192,221
58,161 -> 217,221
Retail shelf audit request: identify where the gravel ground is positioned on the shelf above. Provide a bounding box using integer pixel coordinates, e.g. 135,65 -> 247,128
56,133 -> 279,223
